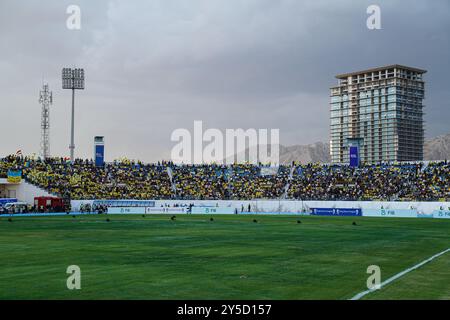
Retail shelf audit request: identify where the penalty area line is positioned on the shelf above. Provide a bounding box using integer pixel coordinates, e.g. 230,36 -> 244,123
350,247 -> 450,300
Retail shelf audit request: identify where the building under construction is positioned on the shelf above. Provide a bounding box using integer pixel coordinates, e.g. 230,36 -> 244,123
330,64 -> 426,164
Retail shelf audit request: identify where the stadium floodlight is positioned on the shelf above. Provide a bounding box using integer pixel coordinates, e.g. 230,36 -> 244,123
62,67 -> 85,162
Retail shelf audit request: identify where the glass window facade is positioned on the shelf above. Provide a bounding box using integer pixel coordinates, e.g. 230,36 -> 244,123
330,65 -> 425,164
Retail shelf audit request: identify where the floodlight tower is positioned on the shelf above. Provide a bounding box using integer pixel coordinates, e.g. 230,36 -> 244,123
62,68 -> 85,162
39,83 -> 53,159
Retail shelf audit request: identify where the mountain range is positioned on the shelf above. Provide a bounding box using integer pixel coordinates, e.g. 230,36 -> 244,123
278,132 -> 450,164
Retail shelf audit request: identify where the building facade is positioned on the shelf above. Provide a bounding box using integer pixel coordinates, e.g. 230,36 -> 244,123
330,65 -> 426,164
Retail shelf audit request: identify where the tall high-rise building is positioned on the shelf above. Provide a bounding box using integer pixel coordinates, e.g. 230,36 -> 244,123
330,65 -> 426,164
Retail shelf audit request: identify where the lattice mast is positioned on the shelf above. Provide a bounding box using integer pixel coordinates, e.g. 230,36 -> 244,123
39,83 -> 53,159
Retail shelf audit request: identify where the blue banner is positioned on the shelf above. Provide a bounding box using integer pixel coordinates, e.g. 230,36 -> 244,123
0,198 -> 17,206
311,208 -> 362,216
349,146 -> 359,167
92,200 -> 155,207
95,145 -> 104,167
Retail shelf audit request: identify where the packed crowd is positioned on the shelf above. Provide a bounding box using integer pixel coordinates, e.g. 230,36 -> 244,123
288,162 -> 450,201
172,164 -> 229,200
1,155 -> 449,201
227,164 -> 289,200
0,156 -> 173,200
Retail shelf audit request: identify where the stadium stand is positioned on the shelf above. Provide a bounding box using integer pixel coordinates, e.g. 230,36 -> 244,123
172,164 -> 230,200
0,155 -> 449,201
0,167 -> 7,179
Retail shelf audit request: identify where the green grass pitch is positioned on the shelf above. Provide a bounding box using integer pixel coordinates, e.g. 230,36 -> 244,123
0,214 -> 449,300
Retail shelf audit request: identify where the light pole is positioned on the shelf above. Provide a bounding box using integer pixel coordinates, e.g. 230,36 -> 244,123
62,68 -> 85,162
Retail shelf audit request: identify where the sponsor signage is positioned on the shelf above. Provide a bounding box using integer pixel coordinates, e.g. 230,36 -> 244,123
191,207 -> 235,214
145,207 -> 187,214
311,208 -> 362,216
363,209 -> 417,218
108,207 -> 187,214
0,198 -> 17,207
94,200 -> 155,207
432,210 -> 450,219
417,213 -> 434,218
108,207 -> 146,214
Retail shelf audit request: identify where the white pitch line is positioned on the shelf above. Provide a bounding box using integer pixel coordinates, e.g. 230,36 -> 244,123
350,248 -> 450,300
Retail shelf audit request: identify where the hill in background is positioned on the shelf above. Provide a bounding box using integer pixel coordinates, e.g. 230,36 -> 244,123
424,133 -> 450,161
278,133 -> 450,164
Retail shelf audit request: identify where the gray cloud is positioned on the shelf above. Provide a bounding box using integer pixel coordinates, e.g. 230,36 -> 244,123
0,0 -> 449,162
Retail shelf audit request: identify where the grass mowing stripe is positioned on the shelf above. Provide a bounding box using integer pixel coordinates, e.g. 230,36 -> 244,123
350,248 -> 450,300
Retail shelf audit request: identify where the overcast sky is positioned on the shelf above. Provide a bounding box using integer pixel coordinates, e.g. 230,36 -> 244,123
1,0 -> 449,162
